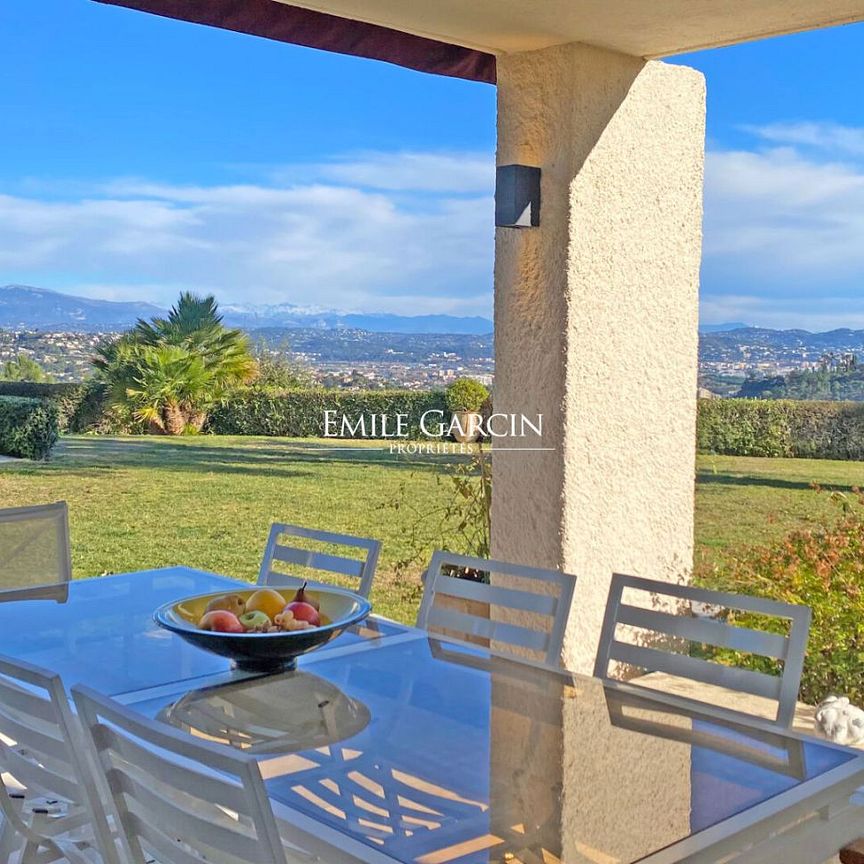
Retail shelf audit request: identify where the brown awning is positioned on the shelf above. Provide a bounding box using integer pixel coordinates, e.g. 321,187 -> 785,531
92,0 -> 497,84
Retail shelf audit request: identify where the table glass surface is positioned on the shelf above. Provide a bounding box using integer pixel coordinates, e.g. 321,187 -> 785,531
0,568 -> 403,697
127,633 -> 861,864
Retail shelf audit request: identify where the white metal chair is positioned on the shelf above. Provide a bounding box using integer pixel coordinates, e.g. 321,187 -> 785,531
0,502 -> 71,602
72,684 -> 324,864
593,573 -> 812,728
416,550 -> 577,667
257,523 -> 380,598
0,654 -> 119,864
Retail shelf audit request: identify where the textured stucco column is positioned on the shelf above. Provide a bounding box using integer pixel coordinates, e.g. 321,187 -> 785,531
491,42 -> 705,673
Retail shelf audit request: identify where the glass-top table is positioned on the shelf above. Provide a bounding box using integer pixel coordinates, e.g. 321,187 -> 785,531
123,618 -> 864,864
3,568 -> 863,863
0,567 -> 405,698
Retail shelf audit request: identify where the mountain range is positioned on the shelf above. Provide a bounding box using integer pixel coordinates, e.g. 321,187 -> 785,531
700,326 -> 864,354
7,285 -> 864,358
698,322 -> 749,333
0,285 -> 493,335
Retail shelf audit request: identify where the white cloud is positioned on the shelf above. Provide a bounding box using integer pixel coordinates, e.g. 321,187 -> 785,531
704,147 -> 864,272
0,160 -> 495,316
744,121 -> 864,159
311,151 -> 494,193
6,133 -> 864,330
702,129 -> 864,327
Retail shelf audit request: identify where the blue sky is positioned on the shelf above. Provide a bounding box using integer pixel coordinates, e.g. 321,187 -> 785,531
2,1 -> 864,328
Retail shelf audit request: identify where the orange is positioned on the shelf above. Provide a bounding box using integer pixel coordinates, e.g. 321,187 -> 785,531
244,588 -> 287,621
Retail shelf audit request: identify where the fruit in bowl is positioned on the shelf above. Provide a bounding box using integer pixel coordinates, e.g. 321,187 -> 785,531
284,600 -> 321,627
198,610 -> 244,633
204,593 -> 246,616
273,609 -> 314,631
245,588 -> 288,621
155,582 -> 372,671
196,583 -> 329,633
196,584 -> 325,634
238,610 -> 272,631
293,582 -> 320,611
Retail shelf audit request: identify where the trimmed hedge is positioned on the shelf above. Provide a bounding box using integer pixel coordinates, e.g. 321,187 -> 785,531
210,394 -> 859,456
0,381 -> 108,433
697,398 -> 864,460
208,389 -> 448,438
0,397 -> 59,459
7,377 -> 864,459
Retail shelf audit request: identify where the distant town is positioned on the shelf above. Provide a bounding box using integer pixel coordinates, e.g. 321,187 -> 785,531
0,284 -> 494,389
698,326 -> 864,396
0,327 -> 494,390
3,285 -> 864,394
5,324 -> 864,395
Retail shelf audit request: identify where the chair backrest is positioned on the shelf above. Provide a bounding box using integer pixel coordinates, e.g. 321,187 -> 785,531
72,684 -> 291,864
416,550 -> 577,667
593,573 -> 812,728
0,502 -> 71,600
257,523 -> 380,598
0,654 -> 119,863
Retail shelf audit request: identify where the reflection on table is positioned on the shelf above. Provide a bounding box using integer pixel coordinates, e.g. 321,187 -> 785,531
129,632 -> 858,864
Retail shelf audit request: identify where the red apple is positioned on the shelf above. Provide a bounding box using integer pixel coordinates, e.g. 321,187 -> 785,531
284,601 -> 320,627
198,610 -> 244,633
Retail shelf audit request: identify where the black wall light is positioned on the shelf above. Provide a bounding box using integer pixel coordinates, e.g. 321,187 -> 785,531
495,164 -> 541,227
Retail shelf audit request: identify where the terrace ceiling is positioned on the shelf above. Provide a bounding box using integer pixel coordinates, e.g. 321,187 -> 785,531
275,0 -> 864,58
95,0 -> 864,83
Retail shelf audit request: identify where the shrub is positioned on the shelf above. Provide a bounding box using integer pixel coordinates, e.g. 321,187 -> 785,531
63,380 -> 113,433
208,389 -> 448,438
249,352 -> 313,391
696,490 -> 864,705
0,356 -> 52,383
697,398 -> 864,460
0,381 -> 110,433
445,377 -> 489,413
0,396 -> 59,460
380,445 -> 492,582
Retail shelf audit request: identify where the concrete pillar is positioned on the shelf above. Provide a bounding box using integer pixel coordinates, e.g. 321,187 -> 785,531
491,42 -> 706,673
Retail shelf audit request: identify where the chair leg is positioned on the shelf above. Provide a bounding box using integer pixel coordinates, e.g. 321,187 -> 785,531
0,821 -> 23,863
0,798 -> 26,863
19,838 -> 41,864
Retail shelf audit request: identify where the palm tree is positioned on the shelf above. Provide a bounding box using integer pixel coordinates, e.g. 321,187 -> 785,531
93,293 -> 255,434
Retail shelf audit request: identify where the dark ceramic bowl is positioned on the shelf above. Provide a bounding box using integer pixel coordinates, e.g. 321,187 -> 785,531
154,585 -> 371,672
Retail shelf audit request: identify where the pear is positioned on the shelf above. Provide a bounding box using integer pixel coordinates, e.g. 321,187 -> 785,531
204,593 -> 246,616
292,581 -> 320,611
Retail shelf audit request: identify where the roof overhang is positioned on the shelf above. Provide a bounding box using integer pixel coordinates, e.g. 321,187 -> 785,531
94,0 -> 864,83
92,0 -> 496,83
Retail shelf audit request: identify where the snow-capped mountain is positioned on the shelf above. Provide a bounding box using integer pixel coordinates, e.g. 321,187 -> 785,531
0,285 -> 493,335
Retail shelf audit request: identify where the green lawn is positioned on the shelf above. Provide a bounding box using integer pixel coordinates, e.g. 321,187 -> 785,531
695,453 -> 864,565
1,436 -> 861,622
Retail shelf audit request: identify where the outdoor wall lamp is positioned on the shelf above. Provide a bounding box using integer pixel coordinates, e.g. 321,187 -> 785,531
495,164 -> 541,228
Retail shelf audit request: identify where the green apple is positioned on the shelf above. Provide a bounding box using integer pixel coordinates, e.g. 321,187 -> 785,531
239,609 -> 272,631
